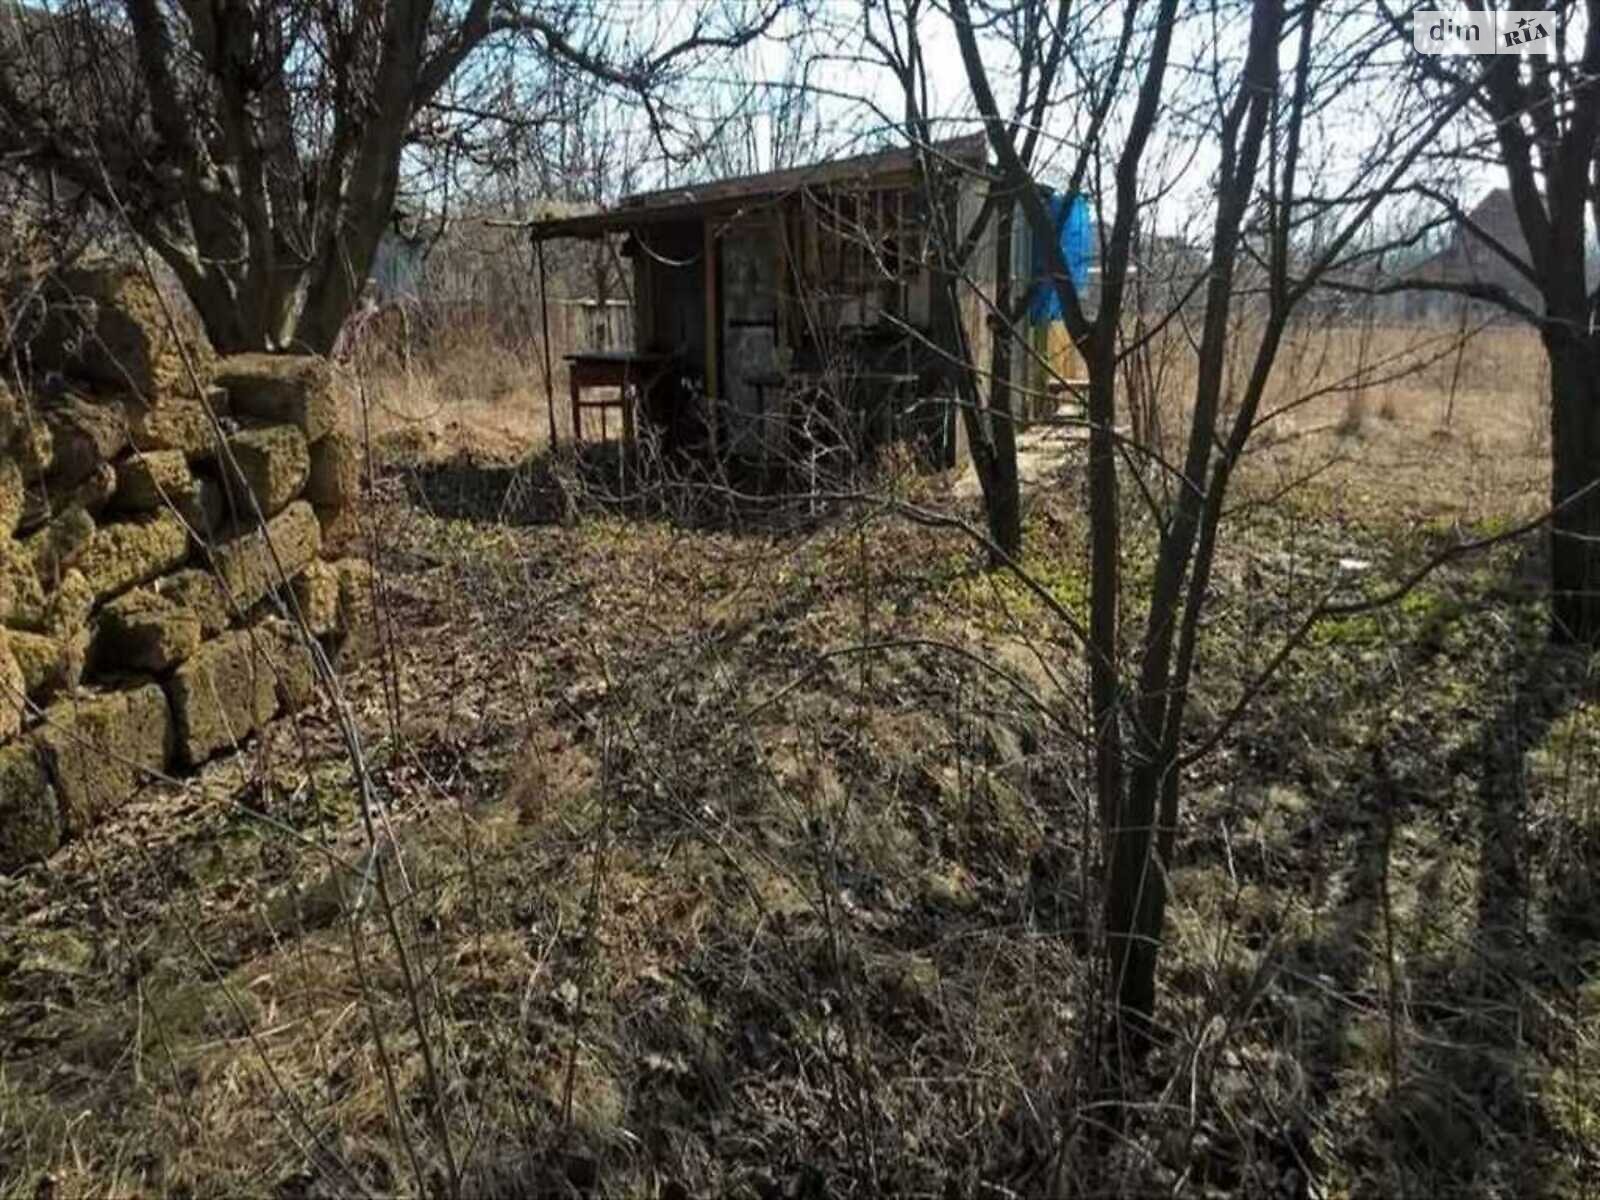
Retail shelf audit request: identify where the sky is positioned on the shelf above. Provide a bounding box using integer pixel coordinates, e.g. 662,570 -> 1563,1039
555,0 -> 1535,249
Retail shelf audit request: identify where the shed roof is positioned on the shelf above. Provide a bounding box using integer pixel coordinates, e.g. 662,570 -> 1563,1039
527,132 -> 989,240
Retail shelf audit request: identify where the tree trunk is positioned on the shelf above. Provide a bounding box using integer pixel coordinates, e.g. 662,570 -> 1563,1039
1547,330 -> 1600,644
985,198 -> 1022,562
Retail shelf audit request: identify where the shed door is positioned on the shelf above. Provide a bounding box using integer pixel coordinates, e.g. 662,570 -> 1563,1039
721,220 -> 780,456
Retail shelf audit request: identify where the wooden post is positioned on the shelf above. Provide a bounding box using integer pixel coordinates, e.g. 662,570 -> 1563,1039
704,217 -> 719,457
536,237 -> 558,449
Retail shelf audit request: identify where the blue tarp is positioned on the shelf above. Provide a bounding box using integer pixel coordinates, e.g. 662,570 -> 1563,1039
1030,191 -> 1092,322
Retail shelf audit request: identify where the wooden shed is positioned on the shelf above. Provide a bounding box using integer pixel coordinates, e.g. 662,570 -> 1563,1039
527,134 -> 1081,473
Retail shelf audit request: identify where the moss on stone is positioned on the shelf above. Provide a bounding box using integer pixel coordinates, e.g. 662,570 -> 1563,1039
35,683 -> 173,834
167,627 -> 280,767
6,627 -> 86,705
305,430 -> 358,508
217,424 -> 309,517
0,740 -> 61,873
25,504 -> 96,585
81,512 -> 190,602
289,560 -> 340,636
94,587 -> 203,673
215,354 -> 336,441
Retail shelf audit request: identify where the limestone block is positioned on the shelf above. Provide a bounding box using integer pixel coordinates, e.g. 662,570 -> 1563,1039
29,265 -> 215,400
114,450 -> 224,535
206,501 -> 321,612
113,449 -> 191,511
38,570 -> 94,637
12,417 -> 52,482
217,424 -> 309,517
215,354 -> 336,441
0,741 -> 61,873
0,632 -> 24,740
43,395 -> 128,488
36,683 -> 173,834
155,569 -> 232,638
94,588 -> 203,673
0,380 -> 15,447
0,457 -> 23,536
25,505 -> 95,585
305,430 -> 359,508
167,628 -> 280,766
290,561 -> 341,637
0,541 -> 45,627
333,557 -> 377,663
315,504 -> 361,557
6,627 -> 86,705
257,617 -> 319,713
19,461 -> 117,535
124,389 -> 230,457
171,475 -> 226,536
81,513 -> 190,603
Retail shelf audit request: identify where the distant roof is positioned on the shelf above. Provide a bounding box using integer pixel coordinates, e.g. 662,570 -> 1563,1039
527,132 -> 989,240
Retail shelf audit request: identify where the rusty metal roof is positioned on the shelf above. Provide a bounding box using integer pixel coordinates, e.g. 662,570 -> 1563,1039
526,132 -> 989,240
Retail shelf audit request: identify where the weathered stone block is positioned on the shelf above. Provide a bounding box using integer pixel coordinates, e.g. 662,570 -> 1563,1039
215,355 -> 336,441
0,741 -> 61,873
81,512 -> 190,603
38,569 -> 94,637
155,568 -> 232,638
217,424 -> 309,517
95,588 -> 203,673
305,431 -> 359,508
169,475 -> 226,536
124,389 -> 230,457
114,450 -> 225,534
0,541 -> 45,627
113,449 -> 191,511
289,561 -> 341,636
206,501 -> 321,612
7,627 -> 86,705
36,683 -> 173,834
257,617 -> 320,713
12,417 -> 52,482
43,396 -> 128,488
29,265 -> 215,400
0,380 -> 16,448
19,462 -> 118,535
315,503 -> 361,557
0,456 -> 22,536
0,633 -> 25,740
25,505 -> 95,585
167,628 -> 280,766
333,557 -> 378,663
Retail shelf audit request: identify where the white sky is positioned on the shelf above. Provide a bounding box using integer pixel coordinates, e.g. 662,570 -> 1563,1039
582,0 -> 1525,245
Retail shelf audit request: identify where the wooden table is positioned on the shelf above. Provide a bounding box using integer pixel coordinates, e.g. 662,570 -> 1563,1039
565,351 -> 676,446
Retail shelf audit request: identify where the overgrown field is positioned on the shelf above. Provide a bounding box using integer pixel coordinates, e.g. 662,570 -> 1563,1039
3,326 -> 1597,1198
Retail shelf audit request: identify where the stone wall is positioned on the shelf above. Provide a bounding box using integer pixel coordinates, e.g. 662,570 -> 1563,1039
0,267 -> 372,872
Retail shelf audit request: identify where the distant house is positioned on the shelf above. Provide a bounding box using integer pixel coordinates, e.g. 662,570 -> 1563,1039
1379,188 -> 1542,324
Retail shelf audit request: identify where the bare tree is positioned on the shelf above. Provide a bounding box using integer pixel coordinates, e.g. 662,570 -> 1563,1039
940,0 -> 1471,1044
0,0 -> 783,354
863,0 -> 1079,560
1379,0 -> 1600,644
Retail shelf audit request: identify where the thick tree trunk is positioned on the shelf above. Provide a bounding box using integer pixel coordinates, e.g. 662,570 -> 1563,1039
1546,331 -> 1600,644
172,259 -> 306,355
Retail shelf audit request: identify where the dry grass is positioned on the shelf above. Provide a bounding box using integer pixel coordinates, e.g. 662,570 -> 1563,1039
1118,320 -> 1551,528
340,305 -> 577,466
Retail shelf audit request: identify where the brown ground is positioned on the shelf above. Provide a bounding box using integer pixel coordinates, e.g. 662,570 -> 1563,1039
3,322 -> 1596,1199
